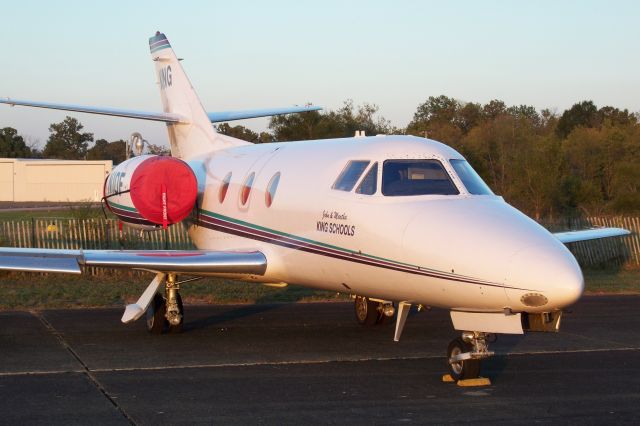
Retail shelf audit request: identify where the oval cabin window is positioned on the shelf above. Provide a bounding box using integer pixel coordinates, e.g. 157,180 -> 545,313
241,172 -> 255,205
219,172 -> 232,203
265,172 -> 281,207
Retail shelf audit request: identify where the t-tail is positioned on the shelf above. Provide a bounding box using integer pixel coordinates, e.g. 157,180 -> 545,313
148,32 -> 243,159
0,32 -> 322,160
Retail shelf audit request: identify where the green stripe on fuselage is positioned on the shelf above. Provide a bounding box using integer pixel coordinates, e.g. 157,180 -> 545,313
200,209 -> 420,270
109,201 -> 138,213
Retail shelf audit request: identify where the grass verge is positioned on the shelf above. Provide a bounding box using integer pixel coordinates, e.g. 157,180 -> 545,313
0,272 -> 347,310
0,206 -> 108,221
583,268 -> 640,294
0,269 -> 636,311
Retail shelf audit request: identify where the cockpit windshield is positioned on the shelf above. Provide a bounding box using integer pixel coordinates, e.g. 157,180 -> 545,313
382,160 -> 459,196
449,159 -> 494,195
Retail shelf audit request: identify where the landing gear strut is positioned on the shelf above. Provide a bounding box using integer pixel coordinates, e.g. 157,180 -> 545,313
145,273 -> 184,334
354,296 -> 395,326
165,273 -> 184,333
447,331 -> 494,381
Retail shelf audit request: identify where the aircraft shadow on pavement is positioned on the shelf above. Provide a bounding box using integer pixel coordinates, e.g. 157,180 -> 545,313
181,288 -> 313,333
482,334 -> 525,382
182,303 -> 282,332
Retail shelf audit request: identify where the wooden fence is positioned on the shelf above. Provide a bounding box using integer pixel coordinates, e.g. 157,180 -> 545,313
1,216 -> 638,269
0,218 -> 195,251
541,216 -> 639,268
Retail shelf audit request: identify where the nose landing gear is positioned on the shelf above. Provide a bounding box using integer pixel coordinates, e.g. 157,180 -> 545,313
447,331 -> 494,381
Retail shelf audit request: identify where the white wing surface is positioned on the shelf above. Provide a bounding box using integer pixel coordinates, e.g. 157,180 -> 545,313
0,248 -> 266,275
553,227 -> 630,244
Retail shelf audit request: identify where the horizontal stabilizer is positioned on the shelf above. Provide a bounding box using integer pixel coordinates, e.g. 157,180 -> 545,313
0,248 -> 267,275
0,98 -> 321,125
553,227 -> 630,244
0,98 -> 187,123
207,105 -> 322,123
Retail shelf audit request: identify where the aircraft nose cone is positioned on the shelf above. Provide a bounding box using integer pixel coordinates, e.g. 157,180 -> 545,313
506,244 -> 584,311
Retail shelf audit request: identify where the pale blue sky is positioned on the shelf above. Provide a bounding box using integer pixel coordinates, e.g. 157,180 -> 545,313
2,0 -> 638,148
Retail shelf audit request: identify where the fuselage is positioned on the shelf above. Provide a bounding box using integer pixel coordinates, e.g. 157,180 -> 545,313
185,135 -> 584,314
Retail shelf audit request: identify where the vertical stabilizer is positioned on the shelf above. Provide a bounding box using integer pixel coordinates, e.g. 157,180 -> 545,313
149,32 -> 246,159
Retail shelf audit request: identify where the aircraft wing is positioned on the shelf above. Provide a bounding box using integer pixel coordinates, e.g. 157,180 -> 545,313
553,227 -> 630,244
1,98 -> 321,124
0,248 -> 266,275
207,105 -> 322,122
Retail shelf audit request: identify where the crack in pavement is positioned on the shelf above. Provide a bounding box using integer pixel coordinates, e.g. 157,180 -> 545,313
30,310 -> 138,426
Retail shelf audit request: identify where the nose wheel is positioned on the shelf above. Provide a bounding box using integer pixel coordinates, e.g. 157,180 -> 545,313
447,338 -> 480,380
447,332 -> 493,381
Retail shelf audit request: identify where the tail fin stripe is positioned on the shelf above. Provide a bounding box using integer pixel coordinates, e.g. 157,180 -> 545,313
149,32 -> 171,53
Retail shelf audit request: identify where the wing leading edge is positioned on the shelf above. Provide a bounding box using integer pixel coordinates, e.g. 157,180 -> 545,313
553,227 -> 630,244
0,98 -> 187,123
0,98 -> 321,124
207,105 -> 322,122
0,248 -> 266,276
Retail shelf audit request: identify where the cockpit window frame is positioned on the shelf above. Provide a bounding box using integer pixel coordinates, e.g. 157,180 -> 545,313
381,158 -> 460,197
449,159 -> 494,196
355,162 -> 378,195
332,160 -> 371,192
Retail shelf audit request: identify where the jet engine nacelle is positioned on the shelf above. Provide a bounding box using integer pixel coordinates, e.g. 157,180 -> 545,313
104,155 -> 197,230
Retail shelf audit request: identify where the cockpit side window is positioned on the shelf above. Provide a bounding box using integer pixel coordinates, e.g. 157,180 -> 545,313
356,162 -> 378,195
382,160 -> 459,196
332,160 -> 370,191
449,159 -> 494,195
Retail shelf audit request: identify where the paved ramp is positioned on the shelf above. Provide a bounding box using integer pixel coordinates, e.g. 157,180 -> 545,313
1,296 -> 639,424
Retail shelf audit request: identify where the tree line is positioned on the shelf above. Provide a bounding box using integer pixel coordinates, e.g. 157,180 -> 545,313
2,96 -> 638,218
0,117 -> 169,163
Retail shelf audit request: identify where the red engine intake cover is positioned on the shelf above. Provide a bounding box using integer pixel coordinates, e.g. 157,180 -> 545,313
129,156 -> 197,226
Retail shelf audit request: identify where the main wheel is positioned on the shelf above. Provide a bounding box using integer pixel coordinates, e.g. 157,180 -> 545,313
447,338 -> 481,381
376,303 -> 395,326
146,294 -> 166,335
354,296 -> 379,326
168,293 -> 184,334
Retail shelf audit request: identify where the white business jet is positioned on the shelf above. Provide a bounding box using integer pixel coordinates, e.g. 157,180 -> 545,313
0,32 -> 629,381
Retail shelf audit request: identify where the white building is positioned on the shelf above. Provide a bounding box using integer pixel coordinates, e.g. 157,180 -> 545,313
0,158 -> 112,202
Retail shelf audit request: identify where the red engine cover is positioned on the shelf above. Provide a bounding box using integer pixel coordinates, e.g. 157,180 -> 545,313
129,156 -> 197,226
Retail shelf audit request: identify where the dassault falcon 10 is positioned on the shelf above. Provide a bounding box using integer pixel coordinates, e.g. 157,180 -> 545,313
0,32 -> 629,381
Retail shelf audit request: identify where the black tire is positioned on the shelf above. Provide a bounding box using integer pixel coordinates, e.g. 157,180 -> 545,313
447,338 -> 481,381
168,293 -> 184,334
146,294 -> 166,335
354,296 -> 379,326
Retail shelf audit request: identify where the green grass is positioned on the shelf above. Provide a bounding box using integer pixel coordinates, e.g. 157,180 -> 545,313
583,269 -> 640,294
0,272 -> 348,310
0,206 -> 108,221
0,269 -> 637,311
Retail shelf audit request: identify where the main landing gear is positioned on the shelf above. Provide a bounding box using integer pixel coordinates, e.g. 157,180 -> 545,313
146,273 -> 184,334
446,331 -> 494,381
354,295 -> 395,326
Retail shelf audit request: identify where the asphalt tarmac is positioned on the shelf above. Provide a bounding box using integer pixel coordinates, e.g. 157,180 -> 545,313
1,296 -> 639,425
